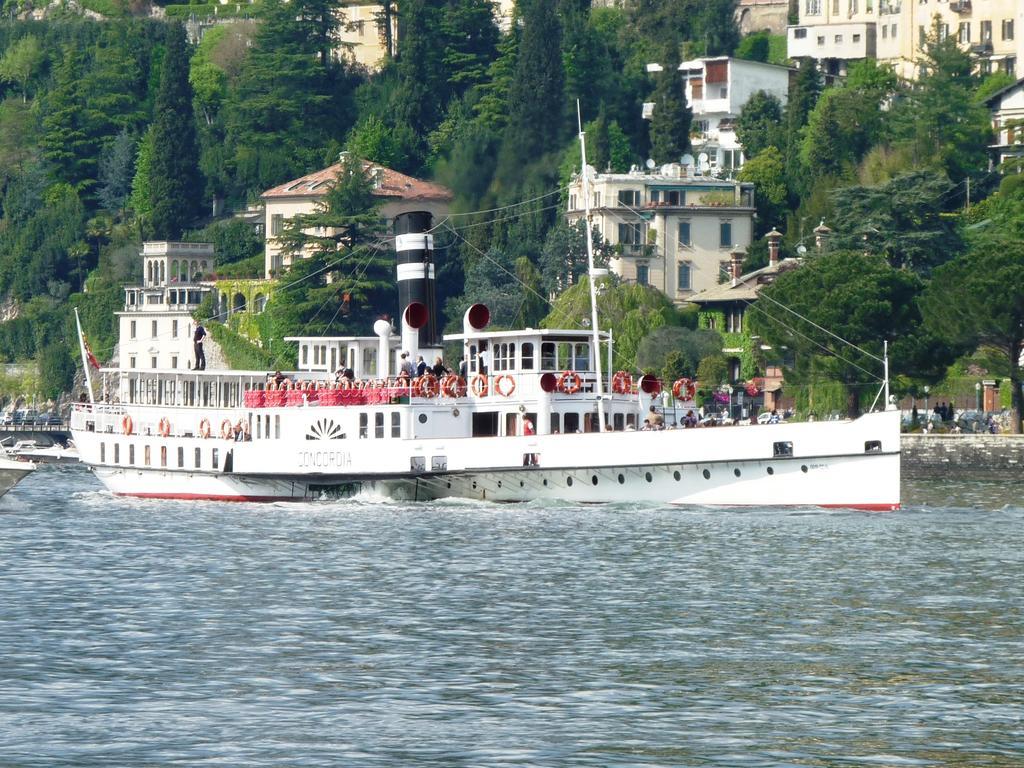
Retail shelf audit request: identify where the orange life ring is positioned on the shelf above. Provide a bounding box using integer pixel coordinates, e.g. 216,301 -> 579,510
121,415 -> 133,435
558,371 -> 582,395
470,374 -> 489,397
440,374 -> 461,398
611,371 -> 632,395
198,418 -> 212,439
494,374 -> 516,397
221,419 -> 233,439
672,378 -> 696,400
158,417 -> 171,437
418,374 -> 439,398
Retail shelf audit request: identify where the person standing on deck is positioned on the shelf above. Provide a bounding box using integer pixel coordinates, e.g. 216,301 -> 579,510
193,323 -> 207,370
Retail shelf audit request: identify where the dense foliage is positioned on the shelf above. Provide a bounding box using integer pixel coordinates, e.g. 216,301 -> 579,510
0,3 -> 1014,417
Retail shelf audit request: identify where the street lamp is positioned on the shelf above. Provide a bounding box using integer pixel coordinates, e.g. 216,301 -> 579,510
924,385 -> 930,415
976,381 -> 982,412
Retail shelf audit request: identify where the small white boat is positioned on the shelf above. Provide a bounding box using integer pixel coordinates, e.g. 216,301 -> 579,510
0,447 -> 34,498
4,439 -> 80,464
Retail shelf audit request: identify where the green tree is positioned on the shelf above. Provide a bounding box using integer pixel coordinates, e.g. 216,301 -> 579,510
749,251 -> 925,417
40,45 -> 101,195
735,89 -> 784,159
737,146 -> 787,236
648,44 -> 691,164
0,34 -> 44,102
38,343 -> 75,400
783,57 -> 820,197
636,325 -> 723,381
97,129 -> 136,217
890,18 -> 990,180
828,170 -> 962,274
735,31 -> 770,62
148,23 -> 203,240
693,0 -> 739,56
441,0 -> 500,95
394,0 -> 449,137
499,0 -> 566,172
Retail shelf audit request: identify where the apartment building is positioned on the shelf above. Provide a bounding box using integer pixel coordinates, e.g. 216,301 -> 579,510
644,57 -> 790,176
987,77 -> 1024,166
789,0 -> 1023,78
565,167 -> 756,305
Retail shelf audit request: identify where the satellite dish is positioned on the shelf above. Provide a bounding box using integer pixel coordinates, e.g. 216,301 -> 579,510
796,244 -> 807,255
645,158 -> 656,170
681,153 -> 695,166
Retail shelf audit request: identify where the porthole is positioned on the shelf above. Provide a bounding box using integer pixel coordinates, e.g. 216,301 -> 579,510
673,470 -> 681,481
567,476 -> 574,487
702,469 -> 711,480
418,414 -> 428,424
472,481 -> 477,489
543,478 -> 548,486
766,467 -> 774,475
645,471 -> 653,483
497,481 -> 502,488
734,468 -> 741,477
801,465 -> 808,473
617,474 -> 625,484
447,481 -> 452,488
591,475 -> 598,485
520,481 -> 524,487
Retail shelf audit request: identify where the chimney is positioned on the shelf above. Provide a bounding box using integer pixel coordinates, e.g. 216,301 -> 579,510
814,219 -> 831,252
766,227 -> 782,268
729,248 -> 745,286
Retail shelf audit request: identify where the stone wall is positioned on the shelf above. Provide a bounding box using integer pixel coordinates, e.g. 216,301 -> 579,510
902,434 -> 1024,478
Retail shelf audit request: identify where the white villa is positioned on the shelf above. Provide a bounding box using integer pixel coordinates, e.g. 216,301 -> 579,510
566,167 -> 756,305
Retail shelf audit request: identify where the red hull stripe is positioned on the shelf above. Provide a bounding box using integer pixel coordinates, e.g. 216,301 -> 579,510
119,492 -> 899,510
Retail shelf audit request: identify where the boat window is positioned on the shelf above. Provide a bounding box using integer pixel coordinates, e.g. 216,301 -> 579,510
391,412 -> 401,438
100,443 -> 105,462
194,447 -> 201,468
626,413 -> 637,429
160,446 -> 167,467
468,344 -> 479,374
541,343 -> 556,370
613,413 -> 624,431
471,412 -> 499,437
212,448 -> 219,469
264,415 -> 270,440
144,445 -> 151,466
773,441 -> 793,457
558,342 -> 572,369
865,440 -> 881,453
411,456 -> 426,472
505,412 -> 517,436
274,415 -> 280,439
114,444 -> 120,463
375,412 -> 385,439
177,447 -> 184,467
359,413 -> 368,438
551,412 -> 561,434
574,344 -> 590,371
431,456 -> 447,471
522,343 -> 534,370
129,445 -> 135,466
564,413 -> 580,433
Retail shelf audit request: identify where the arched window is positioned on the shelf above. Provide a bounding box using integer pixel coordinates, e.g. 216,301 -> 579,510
159,261 -> 166,284
233,293 -> 247,313
147,261 -> 154,285
190,260 -> 199,280
171,260 -> 179,282
254,293 -> 267,313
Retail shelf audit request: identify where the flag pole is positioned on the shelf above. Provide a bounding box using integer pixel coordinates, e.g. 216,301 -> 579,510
74,307 -> 95,404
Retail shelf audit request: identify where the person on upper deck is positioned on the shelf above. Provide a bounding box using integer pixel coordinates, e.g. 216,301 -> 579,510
431,356 -> 448,378
648,405 -> 664,429
399,352 -> 416,378
416,355 -> 428,377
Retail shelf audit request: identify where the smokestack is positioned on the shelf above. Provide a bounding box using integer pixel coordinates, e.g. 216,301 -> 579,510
394,211 -> 438,350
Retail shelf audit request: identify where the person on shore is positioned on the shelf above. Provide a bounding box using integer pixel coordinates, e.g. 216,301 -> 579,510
193,323 -> 207,371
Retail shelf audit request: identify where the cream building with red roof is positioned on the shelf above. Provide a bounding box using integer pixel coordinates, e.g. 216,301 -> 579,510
260,157 -> 453,279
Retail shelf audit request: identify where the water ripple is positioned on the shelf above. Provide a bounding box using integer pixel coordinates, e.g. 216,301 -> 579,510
0,466 -> 1020,766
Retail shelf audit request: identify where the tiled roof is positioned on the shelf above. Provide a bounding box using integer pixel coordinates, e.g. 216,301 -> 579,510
261,160 -> 453,202
687,258 -> 801,305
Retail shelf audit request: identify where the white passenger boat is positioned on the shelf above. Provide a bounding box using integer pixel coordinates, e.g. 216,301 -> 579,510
4,439 -> 80,464
68,126 -> 900,510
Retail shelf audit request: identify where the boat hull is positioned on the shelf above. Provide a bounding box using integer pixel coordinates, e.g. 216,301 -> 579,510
74,409 -> 901,510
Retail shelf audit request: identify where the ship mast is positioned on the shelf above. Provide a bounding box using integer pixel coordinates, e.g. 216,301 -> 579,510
577,102 -> 606,429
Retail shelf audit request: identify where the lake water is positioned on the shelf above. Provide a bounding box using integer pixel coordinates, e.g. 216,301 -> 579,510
1,465 -> 1021,766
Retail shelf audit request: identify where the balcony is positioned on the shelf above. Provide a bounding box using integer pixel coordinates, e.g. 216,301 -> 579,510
950,0 -> 971,13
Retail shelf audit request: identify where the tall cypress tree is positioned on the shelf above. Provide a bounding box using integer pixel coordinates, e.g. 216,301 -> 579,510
40,45 -> 101,195
784,57 -> 820,197
148,23 -> 202,240
394,0 -> 448,132
648,44 -> 691,164
501,0 -> 566,166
